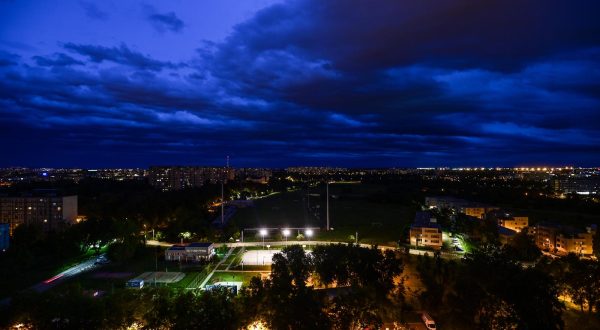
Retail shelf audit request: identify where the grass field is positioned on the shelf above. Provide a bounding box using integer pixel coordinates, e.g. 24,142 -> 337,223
231,183 -> 416,245
49,246 -> 215,292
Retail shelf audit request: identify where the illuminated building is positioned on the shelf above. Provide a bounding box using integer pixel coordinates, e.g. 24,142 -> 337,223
410,211 -> 442,249
535,222 -> 597,256
425,196 -> 498,219
0,191 -> 77,234
165,242 -> 215,261
149,166 -> 234,191
489,211 -> 529,232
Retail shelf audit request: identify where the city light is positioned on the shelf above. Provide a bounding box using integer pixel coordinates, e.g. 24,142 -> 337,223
305,229 -> 314,237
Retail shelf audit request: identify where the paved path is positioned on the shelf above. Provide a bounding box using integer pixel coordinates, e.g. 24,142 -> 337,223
198,247 -> 235,289
226,247 -> 244,271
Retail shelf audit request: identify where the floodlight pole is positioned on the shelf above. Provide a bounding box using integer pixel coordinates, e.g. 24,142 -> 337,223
221,180 -> 224,226
326,182 -> 330,231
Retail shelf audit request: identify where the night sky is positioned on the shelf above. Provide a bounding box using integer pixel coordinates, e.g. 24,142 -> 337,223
1,0 -> 600,168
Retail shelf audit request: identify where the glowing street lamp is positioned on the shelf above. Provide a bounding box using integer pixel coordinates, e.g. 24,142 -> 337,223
260,229 -> 267,248
283,229 -> 290,245
305,229 -> 314,238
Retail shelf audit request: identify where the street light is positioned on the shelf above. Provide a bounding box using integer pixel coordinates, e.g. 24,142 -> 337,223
260,229 -> 267,248
305,229 -> 313,238
283,229 -> 290,245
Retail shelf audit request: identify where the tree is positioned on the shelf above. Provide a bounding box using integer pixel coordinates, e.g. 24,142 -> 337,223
260,245 -> 329,329
451,245 -> 564,329
560,255 -> 600,314
505,231 -> 541,262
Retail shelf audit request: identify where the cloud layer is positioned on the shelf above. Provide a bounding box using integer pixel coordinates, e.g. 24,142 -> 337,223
1,0 -> 600,167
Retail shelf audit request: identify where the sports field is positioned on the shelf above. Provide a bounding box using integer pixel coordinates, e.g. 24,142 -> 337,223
240,249 -> 280,266
231,183 -> 416,245
132,271 -> 185,284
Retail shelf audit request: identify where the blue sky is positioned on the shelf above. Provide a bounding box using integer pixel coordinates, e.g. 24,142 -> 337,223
1,0 -> 599,168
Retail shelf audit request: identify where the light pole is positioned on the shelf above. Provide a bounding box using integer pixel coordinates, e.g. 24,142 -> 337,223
305,228 -> 313,239
306,229 -> 313,249
326,182 -> 330,231
283,229 -> 290,245
260,229 -> 267,248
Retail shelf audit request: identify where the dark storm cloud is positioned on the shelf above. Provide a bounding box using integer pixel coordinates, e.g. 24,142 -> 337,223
1,0 -> 600,167
79,1 -> 109,20
63,43 -> 177,71
0,50 -> 19,66
32,53 -> 84,67
148,11 -> 185,33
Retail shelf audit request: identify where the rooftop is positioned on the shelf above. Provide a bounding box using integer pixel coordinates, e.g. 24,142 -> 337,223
412,211 -> 441,229
187,242 -> 213,248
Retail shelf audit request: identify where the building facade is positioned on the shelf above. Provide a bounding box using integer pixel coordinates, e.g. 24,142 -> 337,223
0,193 -> 77,234
410,211 -> 443,249
535,223 -> 597,256
490,211 -> 529,233
165,242 -> 215,262
149,166 -> 234,191
425,196 -> 498,219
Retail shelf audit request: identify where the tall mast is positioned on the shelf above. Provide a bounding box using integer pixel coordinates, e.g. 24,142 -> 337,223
326,181 -> 330,231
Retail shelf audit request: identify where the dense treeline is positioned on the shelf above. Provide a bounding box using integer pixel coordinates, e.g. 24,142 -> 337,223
415,244 -> 600,329
3,243 -> 599,329
2,244 -> 404,330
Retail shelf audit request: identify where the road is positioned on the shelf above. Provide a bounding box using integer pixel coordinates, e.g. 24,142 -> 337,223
30,254 -> 105,293
0,254 -> 104,307
147,239 -> 397,250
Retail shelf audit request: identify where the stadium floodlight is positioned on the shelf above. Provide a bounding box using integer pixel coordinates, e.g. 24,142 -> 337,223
260,229 -> 267,248
283,229 -> 290,245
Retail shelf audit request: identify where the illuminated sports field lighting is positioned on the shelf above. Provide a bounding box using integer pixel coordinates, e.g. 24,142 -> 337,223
282,229 -> 291,237
305,229 -> 314,237
259,229 -> 267,236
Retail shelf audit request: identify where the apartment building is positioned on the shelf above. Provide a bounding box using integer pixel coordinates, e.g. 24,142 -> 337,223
535,222 -> 597,256
489,211 -> 529,233
0,191 -> 77,234
425,196 -> 498,219
410,211 -> 443,249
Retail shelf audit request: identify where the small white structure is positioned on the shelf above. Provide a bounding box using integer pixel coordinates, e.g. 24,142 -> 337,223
165,242 -> 215,262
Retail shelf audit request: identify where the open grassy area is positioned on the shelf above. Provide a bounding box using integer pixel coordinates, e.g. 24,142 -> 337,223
168,272 -> 202,289
48,246 -> 216,293
0,245 -> 111,298
233,189 -> 313,228
231,183 -> 416,245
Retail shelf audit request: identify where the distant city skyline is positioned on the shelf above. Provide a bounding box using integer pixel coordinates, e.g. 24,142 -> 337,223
1,1 -> 600,167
